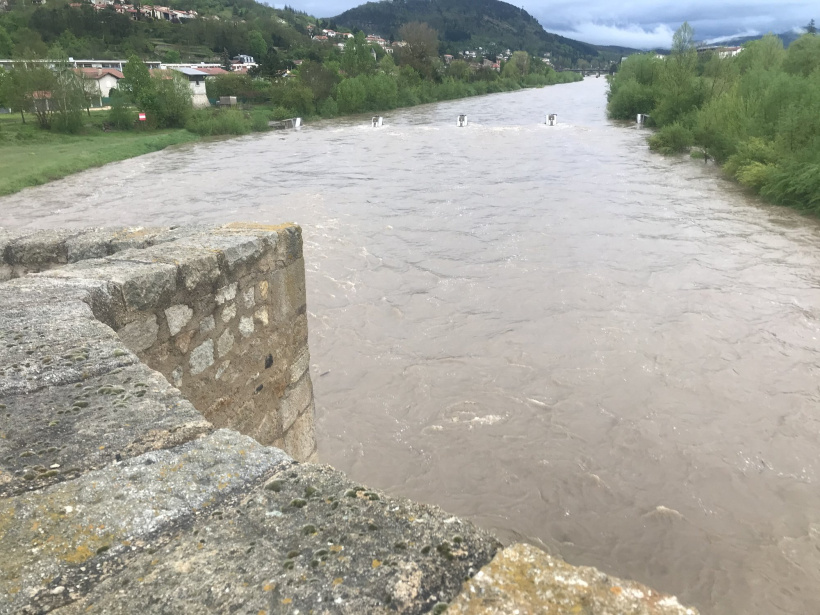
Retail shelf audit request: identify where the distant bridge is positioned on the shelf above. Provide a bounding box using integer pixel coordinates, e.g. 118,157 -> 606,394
561,69 -> 609,77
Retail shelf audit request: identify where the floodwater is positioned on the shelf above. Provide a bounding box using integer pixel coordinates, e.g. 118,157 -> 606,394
2,78 -> 820,614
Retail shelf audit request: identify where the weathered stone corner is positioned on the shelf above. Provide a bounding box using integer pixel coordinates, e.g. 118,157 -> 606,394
0,224 -> 699,615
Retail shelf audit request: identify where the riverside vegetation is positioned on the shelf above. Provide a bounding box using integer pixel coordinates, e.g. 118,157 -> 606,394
0,21 -> 580,195
608,23 -> 820,213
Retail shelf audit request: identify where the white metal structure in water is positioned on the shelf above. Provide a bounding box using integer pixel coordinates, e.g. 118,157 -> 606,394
267,117 -> 302,130
457,114 -> 468,127
547,114 -> 558,126
372,116 -> 383,128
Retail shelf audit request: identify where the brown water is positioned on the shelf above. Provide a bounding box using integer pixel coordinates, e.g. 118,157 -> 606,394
3,78 -> 820,613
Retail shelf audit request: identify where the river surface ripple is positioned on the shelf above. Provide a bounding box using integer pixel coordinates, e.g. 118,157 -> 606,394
3,78 -> 820,614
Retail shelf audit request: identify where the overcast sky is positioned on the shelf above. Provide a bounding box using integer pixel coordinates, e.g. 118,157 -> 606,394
269,1 -> 816,48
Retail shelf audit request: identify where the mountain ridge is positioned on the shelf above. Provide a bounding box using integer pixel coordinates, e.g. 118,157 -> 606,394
332,0 -> 636,68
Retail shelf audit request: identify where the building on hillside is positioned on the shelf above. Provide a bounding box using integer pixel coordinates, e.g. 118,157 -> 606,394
366,35 -> 388,48
75,67 -> 124,102
443,54 -> 454,63
151,67 -> 210,108
696,45 -> 743,58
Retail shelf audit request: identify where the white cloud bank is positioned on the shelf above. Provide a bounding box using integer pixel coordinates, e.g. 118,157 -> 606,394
550,22 -> 677,48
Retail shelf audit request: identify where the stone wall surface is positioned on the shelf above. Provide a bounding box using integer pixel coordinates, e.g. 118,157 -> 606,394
0,224 -> 699,615
1,223 -> 315,461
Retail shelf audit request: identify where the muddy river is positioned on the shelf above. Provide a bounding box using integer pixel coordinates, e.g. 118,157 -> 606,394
3,78 -> 820,614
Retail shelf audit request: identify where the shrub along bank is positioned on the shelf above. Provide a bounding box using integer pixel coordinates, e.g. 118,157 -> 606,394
607,23 -> 820,213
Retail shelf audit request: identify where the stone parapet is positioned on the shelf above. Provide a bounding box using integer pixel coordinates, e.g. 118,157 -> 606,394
0,224 -> 698,615
1,223 -> 315,461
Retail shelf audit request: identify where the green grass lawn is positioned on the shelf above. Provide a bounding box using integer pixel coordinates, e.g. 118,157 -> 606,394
0,114 -> 200,196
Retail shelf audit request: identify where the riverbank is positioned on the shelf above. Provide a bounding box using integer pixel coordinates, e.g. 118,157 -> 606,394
607,33 -> 820,214
0,73 -> 581,197
0,114 -> 198,196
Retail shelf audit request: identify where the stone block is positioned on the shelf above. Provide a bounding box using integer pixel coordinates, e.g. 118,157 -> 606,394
446,543 -> 698,615
289,346 -> 310,385
215,282 -> 237,305
51,463 -> 498,615
118,314 -> 159,353
200,315 -> 215,334
221,302 -> 236,322
64,228 -> 126,263
217,329 -> 234,358
0,430 -> 290,615
43,259 -> 177,313
0,363 -> 210,498
165,304 -> 193,336
239,315 -> 254,338
189,339 -> 214,375
283,404 -> 315,462
254,306 -> 269,326
280,371 -> 313,432
242,286 -> 255,308
3,229 -> 76,267
0,282 -> 135,397
269,259 -> 306,322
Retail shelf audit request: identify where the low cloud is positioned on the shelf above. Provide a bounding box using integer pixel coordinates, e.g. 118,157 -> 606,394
549,22 -> 677,49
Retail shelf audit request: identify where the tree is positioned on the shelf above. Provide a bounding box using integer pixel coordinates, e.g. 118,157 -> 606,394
783,33 -> 820,76
502,51 -> 530,78
298,60 -> 337,101
807,19 -> 817,34
121,55 -> 157,114
164,49 -> 181,64
221,48 -> 232,72
341,32 -> 375,76
247,30 -> 267,61
671,21 -> 697,70
397,22 -> 439,79
154,73 -> 192,128
0,25 -> 12,58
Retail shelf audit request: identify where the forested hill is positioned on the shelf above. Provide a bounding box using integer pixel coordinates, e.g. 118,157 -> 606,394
333,0 -> 625,66
0,0 -> 314,62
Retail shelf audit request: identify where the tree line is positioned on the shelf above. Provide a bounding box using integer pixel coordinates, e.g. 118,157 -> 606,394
608,23 -> 820,213
207,25 -> 581,122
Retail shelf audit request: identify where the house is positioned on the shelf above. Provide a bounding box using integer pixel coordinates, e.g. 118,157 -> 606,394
322,29 -> 337,38
312,35 -> 328,41
443,54 -> 453,63
151,67 -> 210,108
75,67 -> 124,101
366,35 -> 388,48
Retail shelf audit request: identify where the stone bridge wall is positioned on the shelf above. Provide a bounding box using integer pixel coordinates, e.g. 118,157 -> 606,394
0,224 -> 315,461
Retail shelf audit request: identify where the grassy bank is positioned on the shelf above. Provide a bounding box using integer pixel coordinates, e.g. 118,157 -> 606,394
0,115 -> 198,196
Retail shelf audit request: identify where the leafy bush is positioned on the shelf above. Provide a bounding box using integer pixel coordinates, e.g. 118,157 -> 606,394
185,109 -> 251,136
607,79 -> 656,120
108,96 -> 136,130
648,122 -> 694,154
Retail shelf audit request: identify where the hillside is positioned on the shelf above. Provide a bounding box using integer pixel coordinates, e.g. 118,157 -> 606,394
0,0 -> 314,62
333,0 -> 627,67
